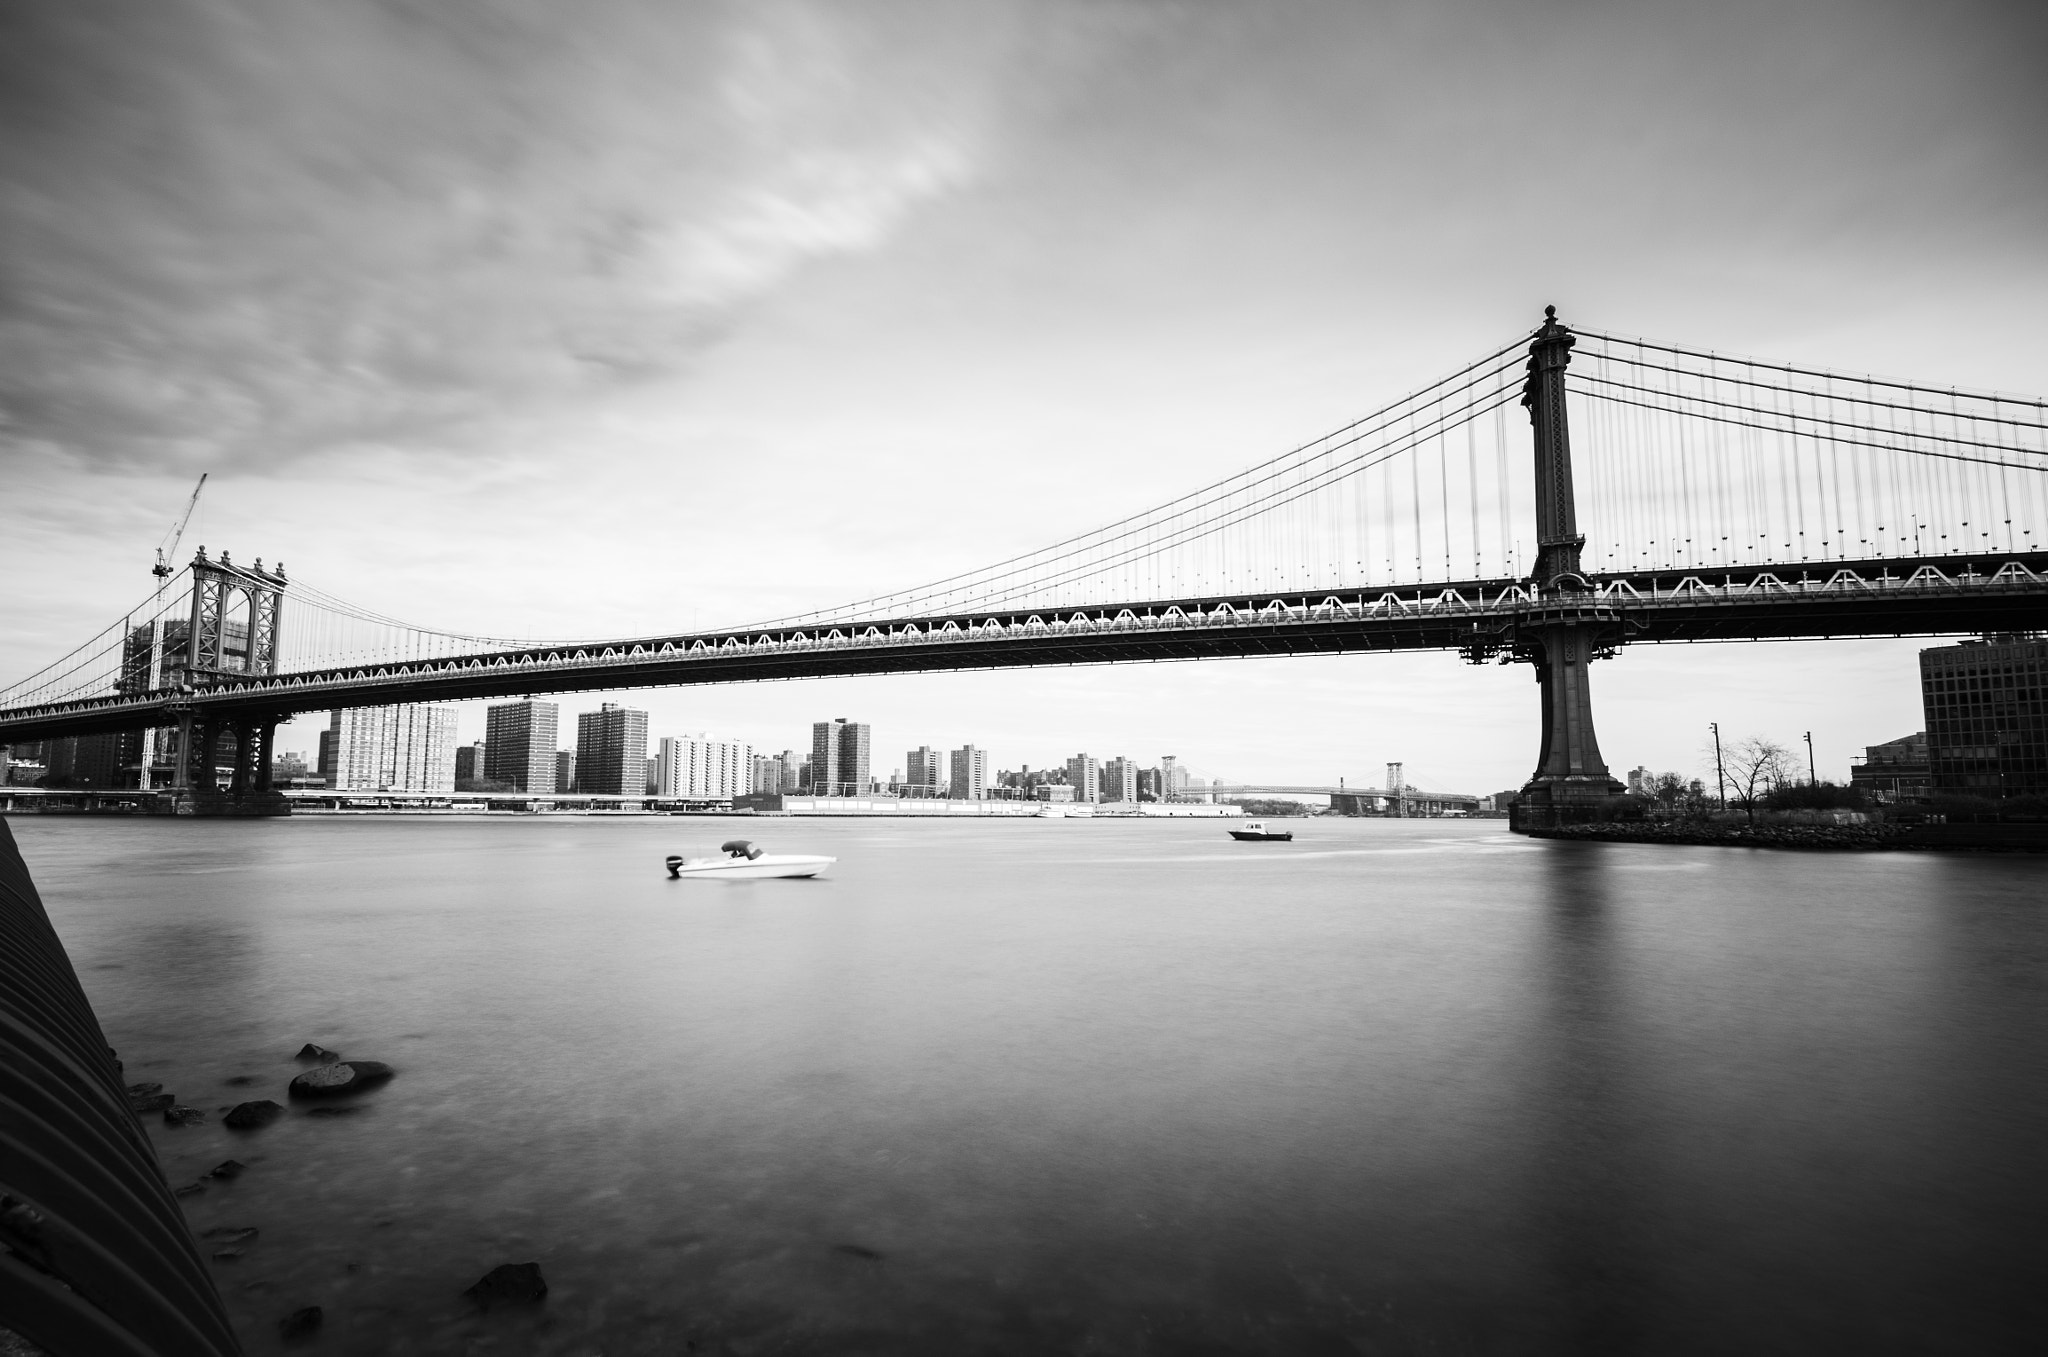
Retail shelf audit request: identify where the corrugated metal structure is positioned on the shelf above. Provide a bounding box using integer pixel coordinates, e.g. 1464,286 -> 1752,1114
0,819 -> 243,1355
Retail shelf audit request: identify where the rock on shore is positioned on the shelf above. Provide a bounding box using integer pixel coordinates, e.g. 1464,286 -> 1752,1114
223,1100 -> 284,1129
288,1061 -> 394,1099
279,1306 -> 322,1340
464,1262 -> 548,1308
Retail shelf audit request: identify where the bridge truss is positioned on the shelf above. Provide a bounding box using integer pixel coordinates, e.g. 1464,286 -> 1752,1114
4,309 -> 2044,818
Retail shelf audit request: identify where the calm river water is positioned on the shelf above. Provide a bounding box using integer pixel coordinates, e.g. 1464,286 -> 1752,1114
14,815 -> 2047,1354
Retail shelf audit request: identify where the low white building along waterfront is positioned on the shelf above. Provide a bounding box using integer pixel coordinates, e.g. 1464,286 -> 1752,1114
327,704 -> 458,793
658,734 -> 754,800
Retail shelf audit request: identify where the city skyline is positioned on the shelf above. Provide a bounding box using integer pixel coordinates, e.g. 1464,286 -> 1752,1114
3,8 -> 2042,1350
5,2 -> 2044,797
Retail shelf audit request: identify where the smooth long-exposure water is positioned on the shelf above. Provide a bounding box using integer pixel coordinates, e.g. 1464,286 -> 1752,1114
14,815 -> 2046,1354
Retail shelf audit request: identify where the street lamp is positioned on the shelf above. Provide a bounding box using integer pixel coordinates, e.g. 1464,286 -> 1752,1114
1711,722 -> 1727,810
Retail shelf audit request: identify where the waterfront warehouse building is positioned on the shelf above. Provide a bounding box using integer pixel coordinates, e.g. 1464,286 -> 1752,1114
657,734 -> 754,799
1849,733 -> 1930,804
328,704 -> 459,793
1919,635 -> 2047,798
576,702 -> 650,797
485,699 -> 559,793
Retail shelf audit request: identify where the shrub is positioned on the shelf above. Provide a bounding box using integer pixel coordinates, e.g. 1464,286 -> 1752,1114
1924,792 -> 2048,823
1763,780 -> 1868,811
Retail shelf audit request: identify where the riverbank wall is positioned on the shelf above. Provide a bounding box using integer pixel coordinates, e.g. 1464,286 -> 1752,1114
1524,819 -> 2048,851
0,819 -> 243,1353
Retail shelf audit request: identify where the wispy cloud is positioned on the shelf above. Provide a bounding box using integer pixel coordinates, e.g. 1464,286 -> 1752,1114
0,0 -> 997,470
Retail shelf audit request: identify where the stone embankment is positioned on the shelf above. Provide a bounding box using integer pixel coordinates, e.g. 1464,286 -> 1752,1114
1527,820 -> 2048,851
1529,821 -> 1900,850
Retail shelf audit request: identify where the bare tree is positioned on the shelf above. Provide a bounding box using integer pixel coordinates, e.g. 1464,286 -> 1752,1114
1722,737 -> 1794,823
1650,771 -> 1705,815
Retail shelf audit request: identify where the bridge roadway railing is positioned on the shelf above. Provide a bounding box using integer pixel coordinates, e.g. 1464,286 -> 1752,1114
4,553 -> 2045,741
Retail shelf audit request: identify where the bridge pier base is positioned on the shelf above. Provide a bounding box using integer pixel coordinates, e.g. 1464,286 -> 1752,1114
161,715 -> 290,816
1510,620 -> 1624,832
165,790 -> 291,817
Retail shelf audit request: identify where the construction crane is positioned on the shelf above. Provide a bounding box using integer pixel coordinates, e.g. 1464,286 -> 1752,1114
152,474 -> 207,580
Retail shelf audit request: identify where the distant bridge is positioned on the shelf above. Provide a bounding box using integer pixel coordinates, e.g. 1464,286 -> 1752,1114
1206,784 -> 1483,812
5,308 -> 2043,824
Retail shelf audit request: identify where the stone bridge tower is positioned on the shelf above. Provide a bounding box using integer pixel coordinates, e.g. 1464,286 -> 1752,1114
1510,308 -> 1624,829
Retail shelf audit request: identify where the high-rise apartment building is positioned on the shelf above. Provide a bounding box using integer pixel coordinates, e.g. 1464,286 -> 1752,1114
43,735 -> 125,789
810,722 -> 838,796
1101,756 -> 1140,803
556,750 -> 577,794
905,745 -> 946,794
949,744 -> 989,800
1161,755 -> 1189,799
749,750 -> 799,796
1920,636 -> 2047,797
328,705 -> 458,792
1065,753 -> 1101,803
454,743 -> 485,784
575,703 -> 650,796
842,722 -> 871,793
811,718 -> 870,797
485,700 -> 559,793
659,734 -> 754,799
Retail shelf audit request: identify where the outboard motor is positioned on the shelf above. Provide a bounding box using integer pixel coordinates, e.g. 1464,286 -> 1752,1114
665,855 -> 685,878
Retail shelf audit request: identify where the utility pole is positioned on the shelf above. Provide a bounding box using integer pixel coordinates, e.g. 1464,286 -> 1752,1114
1804,731 -> 1816,785
1711,722 -> 1727,809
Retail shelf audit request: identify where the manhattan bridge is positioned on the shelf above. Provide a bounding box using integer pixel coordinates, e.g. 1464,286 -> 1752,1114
4,309 -> 2044,826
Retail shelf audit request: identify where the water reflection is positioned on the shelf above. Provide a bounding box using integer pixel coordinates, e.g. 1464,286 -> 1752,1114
12,817 -> 2046,1354
1522,843 -> 1655,1351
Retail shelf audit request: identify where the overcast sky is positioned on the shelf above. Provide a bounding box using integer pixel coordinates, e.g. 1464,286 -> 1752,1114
5,0 -> 2046,791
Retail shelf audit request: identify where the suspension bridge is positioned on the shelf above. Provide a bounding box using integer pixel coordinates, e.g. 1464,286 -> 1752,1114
3,308 -> 2044,825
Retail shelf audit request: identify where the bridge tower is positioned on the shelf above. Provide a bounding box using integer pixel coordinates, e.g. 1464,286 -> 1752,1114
170,548 -> 292,813
1511,307 -> 1624,829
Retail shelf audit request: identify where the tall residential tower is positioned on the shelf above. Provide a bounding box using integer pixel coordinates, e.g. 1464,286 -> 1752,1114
811,718 -> 870,797
576,703 -> 650,796
484,700 -> 559,793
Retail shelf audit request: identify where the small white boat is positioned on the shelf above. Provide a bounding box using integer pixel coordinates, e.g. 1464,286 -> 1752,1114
665,839 -> 834,880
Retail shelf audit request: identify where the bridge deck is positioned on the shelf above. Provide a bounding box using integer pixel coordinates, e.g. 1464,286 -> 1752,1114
5,553 -> 2045,742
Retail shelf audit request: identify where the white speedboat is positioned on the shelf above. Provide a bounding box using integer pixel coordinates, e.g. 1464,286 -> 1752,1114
665,840 -> 835,880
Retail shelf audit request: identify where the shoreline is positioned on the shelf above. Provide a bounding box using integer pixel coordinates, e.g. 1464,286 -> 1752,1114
1527,820 -> 2048,852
